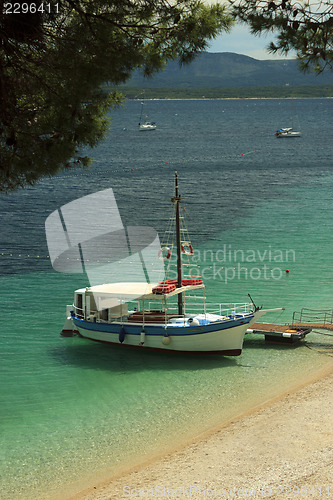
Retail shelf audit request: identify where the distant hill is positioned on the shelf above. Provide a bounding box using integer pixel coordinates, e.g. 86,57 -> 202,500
127,52 -> 333,88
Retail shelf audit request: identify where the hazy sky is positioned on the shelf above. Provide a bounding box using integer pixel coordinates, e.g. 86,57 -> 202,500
204,1 -> 296,60
207,24 -> 292,60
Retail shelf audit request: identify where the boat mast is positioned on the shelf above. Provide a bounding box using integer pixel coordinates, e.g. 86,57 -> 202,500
174,171 -> 183,316
139,101 -> 143,125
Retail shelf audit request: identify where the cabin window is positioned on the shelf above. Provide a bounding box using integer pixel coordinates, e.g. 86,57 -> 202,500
100,308 -> 108,321
76,293 -> 83,318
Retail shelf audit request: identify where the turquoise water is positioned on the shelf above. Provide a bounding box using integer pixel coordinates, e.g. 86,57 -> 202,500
0,99 -> 332,499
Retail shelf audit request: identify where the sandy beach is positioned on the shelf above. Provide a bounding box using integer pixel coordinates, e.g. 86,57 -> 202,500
68,361 -> 332,500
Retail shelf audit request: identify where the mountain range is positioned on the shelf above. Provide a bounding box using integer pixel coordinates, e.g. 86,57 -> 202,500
127,52 -> 333,88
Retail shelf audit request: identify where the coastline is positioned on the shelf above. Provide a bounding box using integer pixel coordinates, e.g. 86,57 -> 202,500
68,361 -> 333,500
129,97 -> 333,101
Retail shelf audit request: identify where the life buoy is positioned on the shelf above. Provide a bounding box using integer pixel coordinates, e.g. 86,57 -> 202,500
181,243 -> 194,255
158,247 -> 171,260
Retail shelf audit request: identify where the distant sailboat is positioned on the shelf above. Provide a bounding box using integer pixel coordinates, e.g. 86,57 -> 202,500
274,115 -> 301,138
138,100 -> 156,131
274,127 -> 301,138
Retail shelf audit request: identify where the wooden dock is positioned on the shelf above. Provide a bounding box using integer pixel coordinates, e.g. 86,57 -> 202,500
247,308 -> 333,344
292,322 -> 333,331
247,322 -> 312,344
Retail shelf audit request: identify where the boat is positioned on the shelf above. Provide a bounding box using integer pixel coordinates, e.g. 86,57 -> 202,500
139,121 -> 156,131
274,114 -> 301,138
274,127 -> 301,138
138,100 -> 156,131
64,173 -> 281,355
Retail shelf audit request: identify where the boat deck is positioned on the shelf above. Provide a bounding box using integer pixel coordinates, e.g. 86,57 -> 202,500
127,311 -> 179,323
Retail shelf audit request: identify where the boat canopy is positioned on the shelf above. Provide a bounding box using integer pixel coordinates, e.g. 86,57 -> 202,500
77,281 -> 204,301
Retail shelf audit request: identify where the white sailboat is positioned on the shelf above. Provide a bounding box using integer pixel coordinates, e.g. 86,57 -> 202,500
138,100 -> 156,131
274,127 -> 301,138
64,173 -> 281,355
274,115 -> 301,138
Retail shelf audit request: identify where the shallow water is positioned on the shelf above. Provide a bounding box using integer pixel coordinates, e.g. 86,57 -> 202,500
0,98 -> 332,499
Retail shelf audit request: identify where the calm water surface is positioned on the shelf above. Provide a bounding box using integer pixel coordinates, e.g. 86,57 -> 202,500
0,99 -> 332,499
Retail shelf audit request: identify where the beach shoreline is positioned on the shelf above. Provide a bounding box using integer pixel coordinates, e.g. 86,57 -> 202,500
66,360 -> 333,500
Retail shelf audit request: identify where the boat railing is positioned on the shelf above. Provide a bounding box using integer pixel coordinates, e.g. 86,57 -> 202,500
200,302 -> 253,317
210,302 -> 253,316
72,305 -> 84,318
153,301 -> 253,318
73,301 -> 253,324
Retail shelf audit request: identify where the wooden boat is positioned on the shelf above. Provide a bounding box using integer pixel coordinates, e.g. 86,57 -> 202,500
63,173 -> 280,355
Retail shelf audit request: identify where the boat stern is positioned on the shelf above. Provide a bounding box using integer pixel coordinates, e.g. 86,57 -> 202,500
61,305 -> 75,336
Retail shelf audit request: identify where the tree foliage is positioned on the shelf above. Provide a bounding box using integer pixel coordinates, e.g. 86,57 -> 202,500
0,0 -> 232,192
229,1 -> 333,73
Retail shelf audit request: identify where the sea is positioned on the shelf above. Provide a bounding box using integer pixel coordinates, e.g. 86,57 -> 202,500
0,98 -> 332,500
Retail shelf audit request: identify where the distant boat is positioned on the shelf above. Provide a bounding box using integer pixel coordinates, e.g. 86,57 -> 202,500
139,100 -> 156,131
274,115 -> 301,138
274,127 -> 301,138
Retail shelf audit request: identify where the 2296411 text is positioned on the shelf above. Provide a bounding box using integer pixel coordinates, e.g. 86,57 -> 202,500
3,3 -> 59,15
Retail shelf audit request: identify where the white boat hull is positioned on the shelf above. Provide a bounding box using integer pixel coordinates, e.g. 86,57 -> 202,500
276,132 -> 301,138
69,301 -> 277,355
139,124 -> 156,131
72,315 -> 258,355
275,127 -> 301,138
